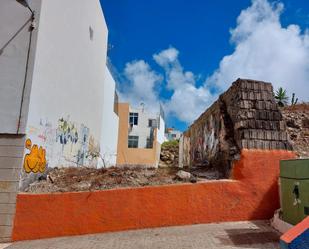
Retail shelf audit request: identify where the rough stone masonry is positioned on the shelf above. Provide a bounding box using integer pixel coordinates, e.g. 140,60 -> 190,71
180,78 -> 292,178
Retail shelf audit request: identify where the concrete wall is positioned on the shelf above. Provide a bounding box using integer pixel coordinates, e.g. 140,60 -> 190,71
178,133 -> 190,168
23,0 -> 108,171
0,0 -> 40,134
116,103 -> 160,167
99,67 -> 119,167
0,0 -> 41,242
156,116 -> 166,144
12,150 -> 296,241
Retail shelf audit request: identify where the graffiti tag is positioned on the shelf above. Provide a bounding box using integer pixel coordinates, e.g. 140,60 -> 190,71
23,139 -> 46,173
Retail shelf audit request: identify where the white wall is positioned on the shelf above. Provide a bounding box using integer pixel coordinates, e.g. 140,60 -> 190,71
129,107 -> 157,148
157,116 -> 166,144
99,67 -> 119,167
129,107 -> 165,148
0,0 -> 41,134
178,134 -> 184,168
25,0 -> 108,168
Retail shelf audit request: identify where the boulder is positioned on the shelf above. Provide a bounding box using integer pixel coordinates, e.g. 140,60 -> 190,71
176,170 -> 192,181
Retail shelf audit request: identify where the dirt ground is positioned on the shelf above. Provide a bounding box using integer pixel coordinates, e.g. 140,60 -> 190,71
24,165 -> 223,193
24,167 -> 186,193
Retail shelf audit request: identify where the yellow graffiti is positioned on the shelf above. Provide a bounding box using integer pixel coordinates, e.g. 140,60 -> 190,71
23,139 -> 46,173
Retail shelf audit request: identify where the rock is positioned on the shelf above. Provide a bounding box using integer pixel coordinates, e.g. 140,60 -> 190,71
302,118 -> 309,128
282,104 -> 309,158
47,175 -> 54,183
144,171 -> 156,178
190,176 -> 197,183
38,175 -> 47,181
176,170 -> 192,181
159,142 -> 179,168
286,119 -> 300,129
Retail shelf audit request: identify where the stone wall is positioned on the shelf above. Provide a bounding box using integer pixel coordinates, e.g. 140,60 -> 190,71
0,135 -> 25,242
180,78 -> 292,177
282,104 -> 309,158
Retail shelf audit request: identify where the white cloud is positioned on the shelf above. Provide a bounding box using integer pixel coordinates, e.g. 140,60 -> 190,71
119,0 -> 309,125
153,47 -> 214,122
207,0 -> 309,101
120,60 -> 162,113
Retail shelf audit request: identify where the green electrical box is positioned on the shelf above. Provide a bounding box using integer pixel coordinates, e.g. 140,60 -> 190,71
280,159 -> 309,225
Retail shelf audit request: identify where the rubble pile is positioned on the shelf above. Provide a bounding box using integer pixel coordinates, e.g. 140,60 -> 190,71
24,166 -> 184,193
159,141 -> 179,168
282,104 -> 309,158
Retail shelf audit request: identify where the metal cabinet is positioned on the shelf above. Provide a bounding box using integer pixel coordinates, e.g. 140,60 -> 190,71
280,159 -> 309,225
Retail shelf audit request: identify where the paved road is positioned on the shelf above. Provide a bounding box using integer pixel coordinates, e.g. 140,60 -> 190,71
2,221 -> 280,249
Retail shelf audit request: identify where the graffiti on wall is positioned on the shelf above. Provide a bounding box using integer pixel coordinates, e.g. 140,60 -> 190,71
23,139 -> 47,173
191,114 -> 219,166
26,117 -> 99,170
56,118 -> 79,145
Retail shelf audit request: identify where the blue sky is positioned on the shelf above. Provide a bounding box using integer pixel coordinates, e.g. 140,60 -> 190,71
100,0 -> 309,131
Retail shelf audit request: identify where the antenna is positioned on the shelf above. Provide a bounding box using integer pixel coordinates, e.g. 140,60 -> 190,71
140,102 -> 145,112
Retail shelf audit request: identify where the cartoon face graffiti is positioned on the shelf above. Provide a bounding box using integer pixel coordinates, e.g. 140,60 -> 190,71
23,139 -> 47,173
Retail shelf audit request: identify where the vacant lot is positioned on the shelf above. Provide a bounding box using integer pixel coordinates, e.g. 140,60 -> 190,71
25,166 -> 183,193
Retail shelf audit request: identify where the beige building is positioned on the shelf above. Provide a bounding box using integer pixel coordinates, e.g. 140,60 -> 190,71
116,103 -> 165,168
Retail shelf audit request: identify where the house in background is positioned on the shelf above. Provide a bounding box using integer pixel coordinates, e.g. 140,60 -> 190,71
116,103 -> 166,168
165,128 -> 182,141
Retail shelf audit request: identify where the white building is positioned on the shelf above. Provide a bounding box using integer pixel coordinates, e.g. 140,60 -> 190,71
100,66 -> 119,167
165,128 -> 182,141
128,106 -> 165,149
0,0 -> 118,241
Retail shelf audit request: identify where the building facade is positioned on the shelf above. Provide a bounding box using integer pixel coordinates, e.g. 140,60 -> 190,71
0,0 -> 117,241
165,128 -> 182,141
116,103 -> 165,168
99,67 -> 119,167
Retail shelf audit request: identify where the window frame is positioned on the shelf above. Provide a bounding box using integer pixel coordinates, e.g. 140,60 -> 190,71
128,135 -> 139,148
129,112 -> 139,126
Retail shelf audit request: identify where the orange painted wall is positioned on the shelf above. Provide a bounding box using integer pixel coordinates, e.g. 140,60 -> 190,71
12,150 -> 295,241
116,103 -> 159,167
